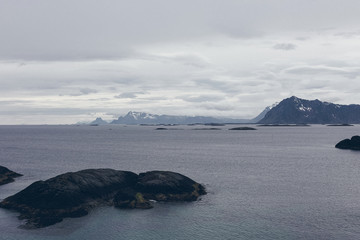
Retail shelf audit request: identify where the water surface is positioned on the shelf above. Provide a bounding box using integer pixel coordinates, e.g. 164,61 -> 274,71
0,125 -> 360,239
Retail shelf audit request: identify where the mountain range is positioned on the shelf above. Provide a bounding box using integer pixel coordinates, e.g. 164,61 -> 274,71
259,96 -> 360,124
94,111 -> 264,125
88,96 -> 360,125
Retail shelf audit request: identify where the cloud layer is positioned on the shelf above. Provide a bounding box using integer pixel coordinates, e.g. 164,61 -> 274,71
1,0 -> 360,124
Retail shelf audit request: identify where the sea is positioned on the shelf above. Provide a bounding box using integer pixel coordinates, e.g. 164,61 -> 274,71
0,124 -> 360,240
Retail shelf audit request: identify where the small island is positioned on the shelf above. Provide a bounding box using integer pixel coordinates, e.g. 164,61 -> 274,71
257,124 -> 310,127
327,124 -> 354,127
192,128 -> 221,130
0,169 -> 206,229
229,127 -> 257,130
335,136 -> 360,150
0,166 -> 22,186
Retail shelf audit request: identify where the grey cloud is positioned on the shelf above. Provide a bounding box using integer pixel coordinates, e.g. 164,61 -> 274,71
302,81 -> 328,90
166,54 -> 210,68
193,79 -> 240,94
0,100 -> 30,105
139,96 -> 169,101
80,88 -> 98,95
2,1 -> 360,61
200,103 -> 234,111
273,43 -> 297,51
178,95 -> 224,103
295,37 -> 309,41
334,30 -> 360,38
114,92 -> 145,99
0,106 -> 93,115
88,98 -> 112,102
63,88 -> 98,97
284,66 -> 360,79
139,53 -> 210,69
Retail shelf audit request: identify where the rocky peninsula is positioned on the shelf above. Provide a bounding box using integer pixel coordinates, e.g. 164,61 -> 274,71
0,169 -> 206,228
335,135 -> 360,150
0,166 -> 22,185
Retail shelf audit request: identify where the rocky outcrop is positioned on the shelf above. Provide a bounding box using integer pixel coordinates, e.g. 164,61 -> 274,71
335,136 -> 360,150
0,169 -> 206,228
0,166 -> 22,186
136,171 -> 206,202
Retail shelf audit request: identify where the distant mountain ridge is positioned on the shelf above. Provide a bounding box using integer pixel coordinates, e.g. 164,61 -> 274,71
90,110 -> 270,125
258,96 -> 360,124
110,111 -> 254,125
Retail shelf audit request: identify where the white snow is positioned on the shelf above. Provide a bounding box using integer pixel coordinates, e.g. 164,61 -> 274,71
298,104 -> 312,112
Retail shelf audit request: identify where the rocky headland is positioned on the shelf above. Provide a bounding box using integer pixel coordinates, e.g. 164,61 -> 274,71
0,169 -> 206,228
335,136 -> 360,150
0,166 -> 22,186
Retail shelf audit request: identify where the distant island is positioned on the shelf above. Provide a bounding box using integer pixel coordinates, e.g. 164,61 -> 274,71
0,169 -> 206,229
84,96 -> 360,125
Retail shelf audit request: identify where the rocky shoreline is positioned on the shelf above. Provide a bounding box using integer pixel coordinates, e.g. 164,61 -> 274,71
0,169 -> 206,229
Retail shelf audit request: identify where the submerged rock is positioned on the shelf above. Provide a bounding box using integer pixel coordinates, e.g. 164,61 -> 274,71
0,169 -> 206,228
0,166 -> 22,186
335,136 -> 360,150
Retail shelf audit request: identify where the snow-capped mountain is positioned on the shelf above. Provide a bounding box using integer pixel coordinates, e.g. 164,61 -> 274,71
251,102 -> 279,123
90,117 -> 109,125
258,96 -> 360,124
110,111 -> 252,125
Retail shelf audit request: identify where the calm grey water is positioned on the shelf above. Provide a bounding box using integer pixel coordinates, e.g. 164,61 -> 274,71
0,124 -> 360,240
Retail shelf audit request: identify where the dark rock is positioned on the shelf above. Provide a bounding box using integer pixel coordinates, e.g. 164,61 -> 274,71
113,188 -> 153,209
204,123 -> 225,126
0,169 -> 138,228
327,124 -> 354,126
229,127 -> 257,130
137,171 -> 206,202
192,128 -> 221,130
335,136 -> 360,150
0,166 -> 22,186
155,128 -> 168,130
0,169 -> 205,228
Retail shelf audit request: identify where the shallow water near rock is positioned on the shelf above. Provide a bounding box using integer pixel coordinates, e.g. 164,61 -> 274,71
1,124 -> 360,239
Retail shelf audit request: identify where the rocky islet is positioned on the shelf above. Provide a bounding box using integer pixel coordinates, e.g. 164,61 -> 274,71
0,169 -> 206,228
335,135 -> 360,150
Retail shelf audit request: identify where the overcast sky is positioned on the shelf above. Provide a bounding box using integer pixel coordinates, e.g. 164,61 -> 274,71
1,0 -> 360,124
